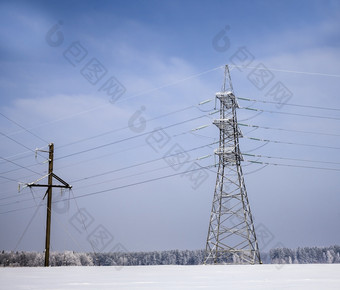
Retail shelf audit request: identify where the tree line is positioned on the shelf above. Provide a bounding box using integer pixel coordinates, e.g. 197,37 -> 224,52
0,245 -> 339,267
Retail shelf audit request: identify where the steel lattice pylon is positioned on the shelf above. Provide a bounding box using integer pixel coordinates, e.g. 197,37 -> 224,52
204,65 -> 261,265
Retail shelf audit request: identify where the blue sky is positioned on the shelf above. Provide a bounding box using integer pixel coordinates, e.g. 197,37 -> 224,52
0,0 -> 340,254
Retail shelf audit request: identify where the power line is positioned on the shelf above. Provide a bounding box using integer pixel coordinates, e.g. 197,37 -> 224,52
64,163 -> 215,200
54,115 -> 217,173
0,193 -> 22,201
0,148 -> 49,186
12,187 -> 85,254
0,175 -> 20,182
4,120 -> 338,203
3,153 -> 340,215
74,154 -> 212,190
0,156 -> 41,176
245,159 -> 340,172
238,97 -> 340,112
9,128 -> 332,201
0,196 -> 33,207
5,64 -> 339,140
122,66 -> 225,104
0,163 -> 216,215
2,137 -> 216,196
0,139 -> 217,203
238,111 -> 263,122
13,133 -> 334,207
0,130 -> 48,168
4,147 -> 340,213
58,104 -> 197,149
55,142 -> 153,172
0,203 -> 39,215
69,189 -> 96,253
229,64 -> 340,78
0,150 -> 32,165
13,197 -> 45,251
0,84 -> 215,182
0,101 -> 214,176
239,123 -> 340,138
2,120 -> 339,204
243,141 -> 270,153
70,141 -> 217,183
0,131 -> 38,154
0,112 -> 48,143
0,117 -> 216,186
56,114 -> 212,161
1,154 -> 213,207
244,136 -> 340,150
243,164 -> 269,176
243,153 -> 340,166
4,66 -> 224,137
0,186 -> 46,204
0,161 -> 42,175
241,107 -> 340,121
0,170 -> 39,187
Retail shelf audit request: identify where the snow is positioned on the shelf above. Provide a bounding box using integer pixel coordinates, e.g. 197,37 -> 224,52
1,264 -> 340,289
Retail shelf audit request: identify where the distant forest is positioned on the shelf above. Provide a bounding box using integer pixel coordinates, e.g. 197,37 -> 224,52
1,245 -> 339,267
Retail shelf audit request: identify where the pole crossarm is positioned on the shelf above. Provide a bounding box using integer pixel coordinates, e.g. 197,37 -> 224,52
26,173 -> 72,189
27,184 -> 72,188
25,172 -> 72,189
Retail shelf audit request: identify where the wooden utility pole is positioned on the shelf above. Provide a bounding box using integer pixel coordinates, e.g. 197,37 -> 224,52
45,143 -> 54,267
26,143 -> 71,266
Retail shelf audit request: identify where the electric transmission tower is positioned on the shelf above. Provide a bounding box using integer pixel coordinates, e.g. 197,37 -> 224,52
204,65 -> 261,265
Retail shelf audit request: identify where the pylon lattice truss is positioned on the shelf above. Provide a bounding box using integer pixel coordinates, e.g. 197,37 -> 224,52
205,65 -> 261,265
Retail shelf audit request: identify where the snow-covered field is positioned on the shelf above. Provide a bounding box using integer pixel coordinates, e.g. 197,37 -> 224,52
1,264 -> 339,289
